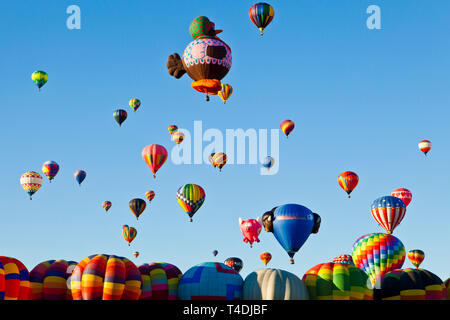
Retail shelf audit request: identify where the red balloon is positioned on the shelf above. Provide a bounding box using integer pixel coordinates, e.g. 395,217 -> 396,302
391,188 -> 412,207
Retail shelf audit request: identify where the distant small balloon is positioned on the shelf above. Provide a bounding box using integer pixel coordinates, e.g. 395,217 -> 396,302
102,201 -> 112,212
74,170 -> 86,186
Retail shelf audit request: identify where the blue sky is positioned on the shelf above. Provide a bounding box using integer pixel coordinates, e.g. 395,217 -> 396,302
0,0 -> 449,282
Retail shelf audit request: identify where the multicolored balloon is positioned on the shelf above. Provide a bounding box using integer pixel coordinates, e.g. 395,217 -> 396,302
209,153 -> 216,168
133,252 -> 139,259
41,161 -> 59,183
302,262 -> 373,300
142,144 -> 168,178
168,125 -> 178,135
371,196 -> 406,234
391,188 -> 412,207
377,268 -> 446,300
176,184 -> 206,222
418,139 -> 431,156
218,83 -> 233,103
239,217 -> 263,248
0,256 -> 31,300
145,190 -> 155,202
71,254 -> 141,300
212,250 -> 218,257
408,250 -> 425,269
102,201 -> 112,212
212,152 -> 227,171
138,262 -> 183,300
113,109 -> 128,127
224,257 -> 243,273
332,254 -> 354,265
129,198 -> 147,220
20,171 -> 43,200
129,98 -> 141,112
338,171 -> 359,198
249,3 -> 275,36
122,225 -> 137,246
280,120 -> 294,138
31,71 -> 48,91
352,233 -> 406,285
172,131 -> 185,144
260,252 -> 272,266
74,170 -> 86,186
445,278 -> 450,299
262,156 -> 274,170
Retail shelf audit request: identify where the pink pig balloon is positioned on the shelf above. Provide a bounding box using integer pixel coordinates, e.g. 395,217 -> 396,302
239,217 -> 263,248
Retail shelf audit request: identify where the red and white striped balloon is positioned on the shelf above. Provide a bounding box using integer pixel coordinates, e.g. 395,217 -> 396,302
418,140 -> 431,156
371,196 -> 407,234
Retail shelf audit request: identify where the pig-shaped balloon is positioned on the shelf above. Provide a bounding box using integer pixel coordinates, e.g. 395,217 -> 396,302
239,217 -> 263,248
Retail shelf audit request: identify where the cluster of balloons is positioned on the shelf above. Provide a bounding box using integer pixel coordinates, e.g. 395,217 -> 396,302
113,98 -> 142,127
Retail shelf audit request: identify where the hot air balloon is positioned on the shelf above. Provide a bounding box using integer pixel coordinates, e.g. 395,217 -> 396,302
102,201 -> 112,212
29,260 -> 77,300
302,262 -> 373,300
209,153 -> 216,168
20,171 -> 43,200
249,3 -> 275,36
352,233 -> 405,286
391,188 -> 412,207
371,195 -> 406,234
129,98 -> 141,112
408,250 -> 425,269
176,184 -> 206,222
138,262 -> 183,300
145,190 -> 155,202
168,125 -> 178,135
113,109 -> 127,127
376,268 -> 446,300
31,71 -> 48,91
129,198 -> 147,220
260,252 -> 272,266
244,269 -> 309,300
142,144 -> 168,178
263,204 -> 319,264
332,254 -> 354,265
418,140 -> 431,156
0,256 -> 31,300
445,278 -> 450,299
239,217 -> 263,248
212,152 -> 227,171
338,171 -> 359,198
280,120 -> 294,138
212,250 -> 218,257
133,252 -> 139,259
262,156 -> 274,170
224,258 -> 243,273
172,131 -> 185,145
177,262 -> 243,300
71,254 -> 141,300
166,16 -> 232,101
41,161 -> 59,183
74,170 -> 86,186
218,83 -> 233,103
122,225 -> 137,246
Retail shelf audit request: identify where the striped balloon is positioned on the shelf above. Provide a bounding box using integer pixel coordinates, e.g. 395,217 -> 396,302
102,201 -> 112,212
338,171 -> 359,198
280,120 -> 294,138
377,268 -> 446,300
172,131 -> 185,144
142,144 -> 168,178
122,225 -> 137,246
20,171 -> 43,200
138,262 -> 182,300
42,161 -> 60,183
391,188 -> 412,207
218,83 -> 233,103
302,262 -> 373,300
31,70 -> 48,91
408,250 -> 425,269
29,260 -> 77,300
129,98 -> 141,112
371,196 -> 406,234
0,257 -> 31,300
209,153 -> 216,168
249,3 -> 275,36
212,152 -> 227,171
418,139 -> 431,156
332,254 -> 354,265
352,233 -> 405,285
145,190 -> 155,202
176,184 -> 206,222
129,198 -> 147,220
71,254 -> 141,300
168,125 -> 178,135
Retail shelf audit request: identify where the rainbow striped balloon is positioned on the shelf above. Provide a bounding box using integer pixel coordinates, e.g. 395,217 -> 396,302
29,260 -> 77,300
0,256 -> 31,300
138,262 -> 183,300
280,120 -> 295,138
352,233 -> 405,285
218,84 -> 233,103
145,190 -> 155,202
71,254 -> 141,300
408,249 -> 425,269
122,225 -> 137,246
249,3 -> 275,36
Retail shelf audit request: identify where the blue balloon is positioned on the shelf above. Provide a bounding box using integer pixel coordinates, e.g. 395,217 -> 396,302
262,156 -> 274,169
272,204 -> 315,264
74,170 -> 86,185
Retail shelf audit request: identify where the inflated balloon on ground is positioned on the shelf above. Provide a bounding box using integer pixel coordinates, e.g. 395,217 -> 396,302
0,256 -> 31,300
138,262 -> 182,300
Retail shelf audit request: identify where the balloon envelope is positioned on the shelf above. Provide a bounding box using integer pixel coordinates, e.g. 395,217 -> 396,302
371,196 -> 406,234
224,258 -> 243,273
408,249 -> 425,269
42,161 -> 59,182
338,171 -> 359,197
249,2 -> 275,36
391,188 -> 412,207
74,170 -> 86,185
176,184 -> 206,222
142,144 -> 168,178
20,171 -> 43,199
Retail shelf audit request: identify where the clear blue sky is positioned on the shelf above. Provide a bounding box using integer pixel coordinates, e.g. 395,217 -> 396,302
1,0 -> 449,282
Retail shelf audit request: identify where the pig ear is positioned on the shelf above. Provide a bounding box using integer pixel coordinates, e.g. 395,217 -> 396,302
238,217 -> 243,225
257,216 -> 262,225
